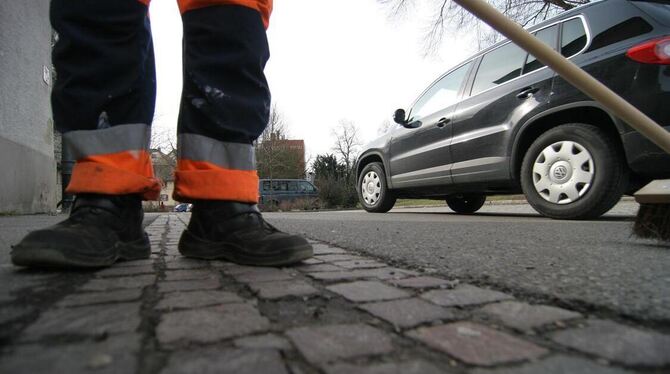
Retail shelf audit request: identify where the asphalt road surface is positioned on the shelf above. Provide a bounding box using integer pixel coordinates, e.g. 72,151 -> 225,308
265,200 -> 670,325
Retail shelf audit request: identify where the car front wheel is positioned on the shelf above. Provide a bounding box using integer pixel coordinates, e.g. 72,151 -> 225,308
520,123 -> 628,220
358,162 -> 396,213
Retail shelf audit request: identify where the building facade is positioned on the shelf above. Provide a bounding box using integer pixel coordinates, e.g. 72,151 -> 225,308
0,1 -> 57,214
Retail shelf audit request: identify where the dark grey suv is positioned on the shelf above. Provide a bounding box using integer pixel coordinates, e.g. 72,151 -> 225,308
356,0 -> 670,219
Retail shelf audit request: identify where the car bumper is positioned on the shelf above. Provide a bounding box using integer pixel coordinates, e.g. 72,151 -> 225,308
622,125 -> 670,178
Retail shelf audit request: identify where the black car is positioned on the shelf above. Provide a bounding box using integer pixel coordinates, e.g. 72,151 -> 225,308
356,0 -> 670,219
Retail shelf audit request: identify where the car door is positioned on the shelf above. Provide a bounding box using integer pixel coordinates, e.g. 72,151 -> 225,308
449,25 -> 559,185
389,61 -> 474,188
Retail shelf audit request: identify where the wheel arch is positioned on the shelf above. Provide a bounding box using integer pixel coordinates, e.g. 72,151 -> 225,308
511,102 -> 626,183
356,152 -> 390,188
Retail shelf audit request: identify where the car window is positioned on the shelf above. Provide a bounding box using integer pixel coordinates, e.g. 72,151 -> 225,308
471,42 -> 526,96
632,1 -> 670,27
272,181 -> 288,191
299,181 -> 315,192
410,61 -> 472,120
561,18 -> 587,57
587,17 -> 653,51
523,25 -> 559,74
288,181 -> 298,191
262,181 -> 271,191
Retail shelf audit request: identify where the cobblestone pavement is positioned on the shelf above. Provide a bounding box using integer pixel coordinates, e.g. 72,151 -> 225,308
1,214 -> 669,373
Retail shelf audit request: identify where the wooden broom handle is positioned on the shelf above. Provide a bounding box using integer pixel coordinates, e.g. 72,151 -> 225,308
453,0 -> 670,155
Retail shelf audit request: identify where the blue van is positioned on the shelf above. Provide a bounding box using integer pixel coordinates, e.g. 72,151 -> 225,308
259,179 -> 319,209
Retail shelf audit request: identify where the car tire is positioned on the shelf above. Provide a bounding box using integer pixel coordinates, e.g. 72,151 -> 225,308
446,194 -> 487,214
358,162 -> 396,213
520,123 -> 628,220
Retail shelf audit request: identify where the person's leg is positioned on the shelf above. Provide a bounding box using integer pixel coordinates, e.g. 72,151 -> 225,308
174,0 -> 312,266
11,0 -> 159,268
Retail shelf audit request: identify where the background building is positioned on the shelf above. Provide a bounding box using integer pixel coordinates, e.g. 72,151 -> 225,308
256,137 -> 306,180
144,148 -> 177,211
0,1 -> 57,214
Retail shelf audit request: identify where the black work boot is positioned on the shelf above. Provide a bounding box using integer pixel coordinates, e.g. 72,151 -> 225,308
178,201 -> 313,266
11,194 -> 150,268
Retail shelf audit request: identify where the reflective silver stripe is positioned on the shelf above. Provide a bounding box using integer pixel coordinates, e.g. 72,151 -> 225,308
64,124 -> 150,159
178,133 -> 255,171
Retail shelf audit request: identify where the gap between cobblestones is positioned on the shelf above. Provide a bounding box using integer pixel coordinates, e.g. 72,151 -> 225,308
136,214 -> 170,374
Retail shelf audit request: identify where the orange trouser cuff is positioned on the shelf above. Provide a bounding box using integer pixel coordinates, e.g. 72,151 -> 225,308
177,0 -> 272,28
174,161 -> 259,203
67,160 -> 161,201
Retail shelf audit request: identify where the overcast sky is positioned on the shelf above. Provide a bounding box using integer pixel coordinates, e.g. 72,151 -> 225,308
149,0 -> 477,162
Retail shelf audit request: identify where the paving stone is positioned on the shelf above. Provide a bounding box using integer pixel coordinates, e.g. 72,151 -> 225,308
95,264 -> 156,277
391,276 -> 454,289
0,305 -> 33,325
57,289 -> 143,308
324,360 -> 446,374
286,324 -> 393,364
470,355 -> 633,374
327,281 -> 410,302
114,259 -> 155,267
161,348 -> 288,374
359,298 -> 455,328
0,334 -> 140,374
0,289 -> 14,303
156,290 -> 244,310
551,319 -> 670,366
407,322 -> 548,366
249,280 -> 319,299
22,303 -> 141,340
478,301 -> 582,331
301,258 -> 324,265
234,334 -> 293,350
157,304 -> 270,345
80,274 -> 156,291
233,268 -> 295,283
315,254 -> 367,262
313,244 -> 347,255
308,268 -> 413,281
158,278 -> 221,293
219,264 -> 264,275
164,258 -> 209,270
163,269 -> 219,281
421,284 -> 514,307
297,264 -> 343,273
335,260 -> 387,269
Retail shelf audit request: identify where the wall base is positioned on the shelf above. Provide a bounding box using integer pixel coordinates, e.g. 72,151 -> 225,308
0,137 -> 57,214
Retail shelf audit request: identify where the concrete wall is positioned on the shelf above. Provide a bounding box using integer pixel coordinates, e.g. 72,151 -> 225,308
0,1 -> 57,214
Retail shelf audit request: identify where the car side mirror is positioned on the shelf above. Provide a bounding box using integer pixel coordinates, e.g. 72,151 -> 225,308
393,108 -> 421,129
393,109 -> 407,125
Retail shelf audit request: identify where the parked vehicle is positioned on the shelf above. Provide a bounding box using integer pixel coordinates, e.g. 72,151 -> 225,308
356,0 -> 670,219
173,203 -> 192,212
258,179 -> 320,210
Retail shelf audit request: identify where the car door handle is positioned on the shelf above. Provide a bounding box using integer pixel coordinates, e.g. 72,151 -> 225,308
516,87 -> 539,99
436,117 -> 451,128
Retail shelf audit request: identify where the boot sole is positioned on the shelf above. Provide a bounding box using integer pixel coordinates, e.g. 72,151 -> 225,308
11,234 -> 151,269
178,230 -> 313,266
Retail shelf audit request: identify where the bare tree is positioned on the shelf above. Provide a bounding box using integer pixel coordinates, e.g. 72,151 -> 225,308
332,119 -> 362,182
377,119 -> 393,135
255,105 -> 305,179
379,0 -> 590,51
256,104 -> 287,180
151,127 -> 177,155
150,127 -> 177,184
